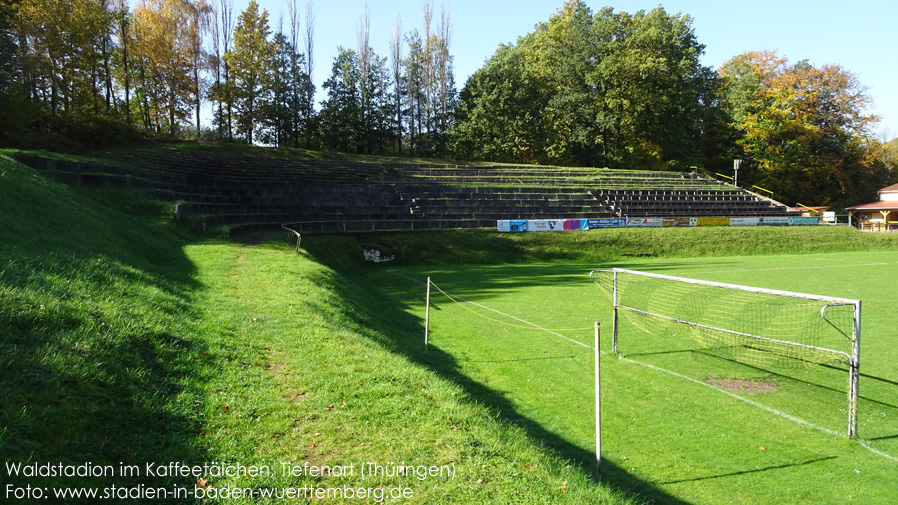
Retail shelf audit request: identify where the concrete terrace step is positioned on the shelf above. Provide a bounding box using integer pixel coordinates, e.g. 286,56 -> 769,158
13,151 -> 798,231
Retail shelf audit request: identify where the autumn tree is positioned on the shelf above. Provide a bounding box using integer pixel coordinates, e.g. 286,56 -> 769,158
0,0 -> 28,141
719,50 -> 887,205
225,0 -> 275,144
132,0 -> 209,135
15,0 -> 109,119
185,0 -> 212,133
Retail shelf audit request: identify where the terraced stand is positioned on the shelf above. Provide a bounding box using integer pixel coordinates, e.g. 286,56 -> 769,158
13,150 -> 798,235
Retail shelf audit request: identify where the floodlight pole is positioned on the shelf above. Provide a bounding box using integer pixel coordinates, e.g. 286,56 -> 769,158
424,277 -> 431,352
595,322 -> 602,478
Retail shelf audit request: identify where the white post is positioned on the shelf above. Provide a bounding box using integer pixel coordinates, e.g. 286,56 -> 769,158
848,300 -> 861,438
594,322 -> 602,478
424,277 -> 431,351
612,271 -> 619,356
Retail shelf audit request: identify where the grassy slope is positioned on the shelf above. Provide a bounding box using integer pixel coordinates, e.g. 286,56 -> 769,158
303,225 -> 898,269
0,155 -> 204,493
0,156 -> 639,503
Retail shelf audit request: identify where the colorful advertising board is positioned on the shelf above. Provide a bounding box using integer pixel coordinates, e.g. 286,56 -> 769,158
626,218 -> 664,227
588,218 -> 627,228
498,215 -> 820,232
528,219 -> 563,231
496,220 -> 528,232
788,217 -> 820,225
695,217 -> 731,227
563,219 -> 590,230
757,217 -> 790,226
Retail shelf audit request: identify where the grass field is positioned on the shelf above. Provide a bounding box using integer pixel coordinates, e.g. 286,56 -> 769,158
3,150 -> 897,504
367,251 -> 898,504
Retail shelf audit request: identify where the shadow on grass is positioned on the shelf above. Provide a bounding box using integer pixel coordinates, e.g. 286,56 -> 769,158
0,234 -> 208,501
302,246 -> 695,505
658,456 -> 837,485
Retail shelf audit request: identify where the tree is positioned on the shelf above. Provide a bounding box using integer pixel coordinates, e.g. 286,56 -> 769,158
319,46 -> 360,152
450,1 -> 711,168
132,0 -> 209,135
15,0 -> 109,119
225,0 -> 274,144
209,0 -> 235,138
389,14 -> 402,153
719,51 -> 885,205
0,0 -> 31,142
185,0 -> 212,133
450,44 -> 551,163
262,30 -> 312,147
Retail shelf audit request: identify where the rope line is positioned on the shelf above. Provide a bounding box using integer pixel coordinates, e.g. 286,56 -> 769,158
428,280 -> 593,332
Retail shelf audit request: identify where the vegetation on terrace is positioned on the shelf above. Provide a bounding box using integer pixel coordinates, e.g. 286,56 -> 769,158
8,141 -> 797,238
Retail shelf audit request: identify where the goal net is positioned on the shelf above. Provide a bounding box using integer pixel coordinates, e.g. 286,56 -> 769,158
591,268 -> 861,437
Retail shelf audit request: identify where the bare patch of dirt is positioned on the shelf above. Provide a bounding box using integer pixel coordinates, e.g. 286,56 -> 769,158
706,377 -> 780,394
266,358 -> 308,403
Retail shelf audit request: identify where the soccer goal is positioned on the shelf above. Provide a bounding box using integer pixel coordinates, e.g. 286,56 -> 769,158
590,268 -> 861,437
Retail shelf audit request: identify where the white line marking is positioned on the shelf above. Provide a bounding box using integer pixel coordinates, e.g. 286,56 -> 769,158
619,357 -> 839,435
699,262 -> 889,275
385,269 -> 898,462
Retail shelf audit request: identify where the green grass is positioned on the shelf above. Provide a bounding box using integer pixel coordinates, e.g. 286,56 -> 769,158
0,155 -> 640,503
305,226 -> 898,268
367,252 -> 898,504
3,150 -> 898,503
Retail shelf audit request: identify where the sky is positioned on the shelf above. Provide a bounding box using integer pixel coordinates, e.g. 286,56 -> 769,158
251,0 -> 898,138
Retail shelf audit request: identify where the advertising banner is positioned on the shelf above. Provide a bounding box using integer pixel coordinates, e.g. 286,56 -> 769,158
528,219 -> 563,231
588,218 -> 626,229
730,217 -> 760,226
563,219 -> 590,230
497,220 -> 528,232
788,217 -> 820,225
757,217 -> 789,226
696,217 -> 731,227
626,218 -> 664,227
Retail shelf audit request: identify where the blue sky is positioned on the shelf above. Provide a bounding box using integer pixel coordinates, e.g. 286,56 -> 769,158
253,0 -> 898,138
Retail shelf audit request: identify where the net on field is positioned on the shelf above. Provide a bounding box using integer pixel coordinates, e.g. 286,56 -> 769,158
591,269 -> 856,369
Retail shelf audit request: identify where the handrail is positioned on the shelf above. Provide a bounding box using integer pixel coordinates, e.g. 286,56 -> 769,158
281,223 -> 302,252
796,203 -> 822,215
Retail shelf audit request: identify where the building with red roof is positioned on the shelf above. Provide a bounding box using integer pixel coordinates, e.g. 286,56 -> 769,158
846,183 -> 898,231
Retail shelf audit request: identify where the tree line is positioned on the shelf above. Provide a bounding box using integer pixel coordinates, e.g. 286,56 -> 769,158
0,0 -> 455,155
0,0 -> 894,206
449,1 -> 895,206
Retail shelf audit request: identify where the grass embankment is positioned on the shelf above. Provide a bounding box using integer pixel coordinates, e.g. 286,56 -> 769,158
0,155 -> 640,503
301,225 -> 898,268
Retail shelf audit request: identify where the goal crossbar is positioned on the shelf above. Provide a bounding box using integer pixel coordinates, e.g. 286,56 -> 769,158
598,268 -> 860,305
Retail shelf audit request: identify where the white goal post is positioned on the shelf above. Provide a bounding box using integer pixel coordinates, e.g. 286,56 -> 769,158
590,268 -> 861,438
